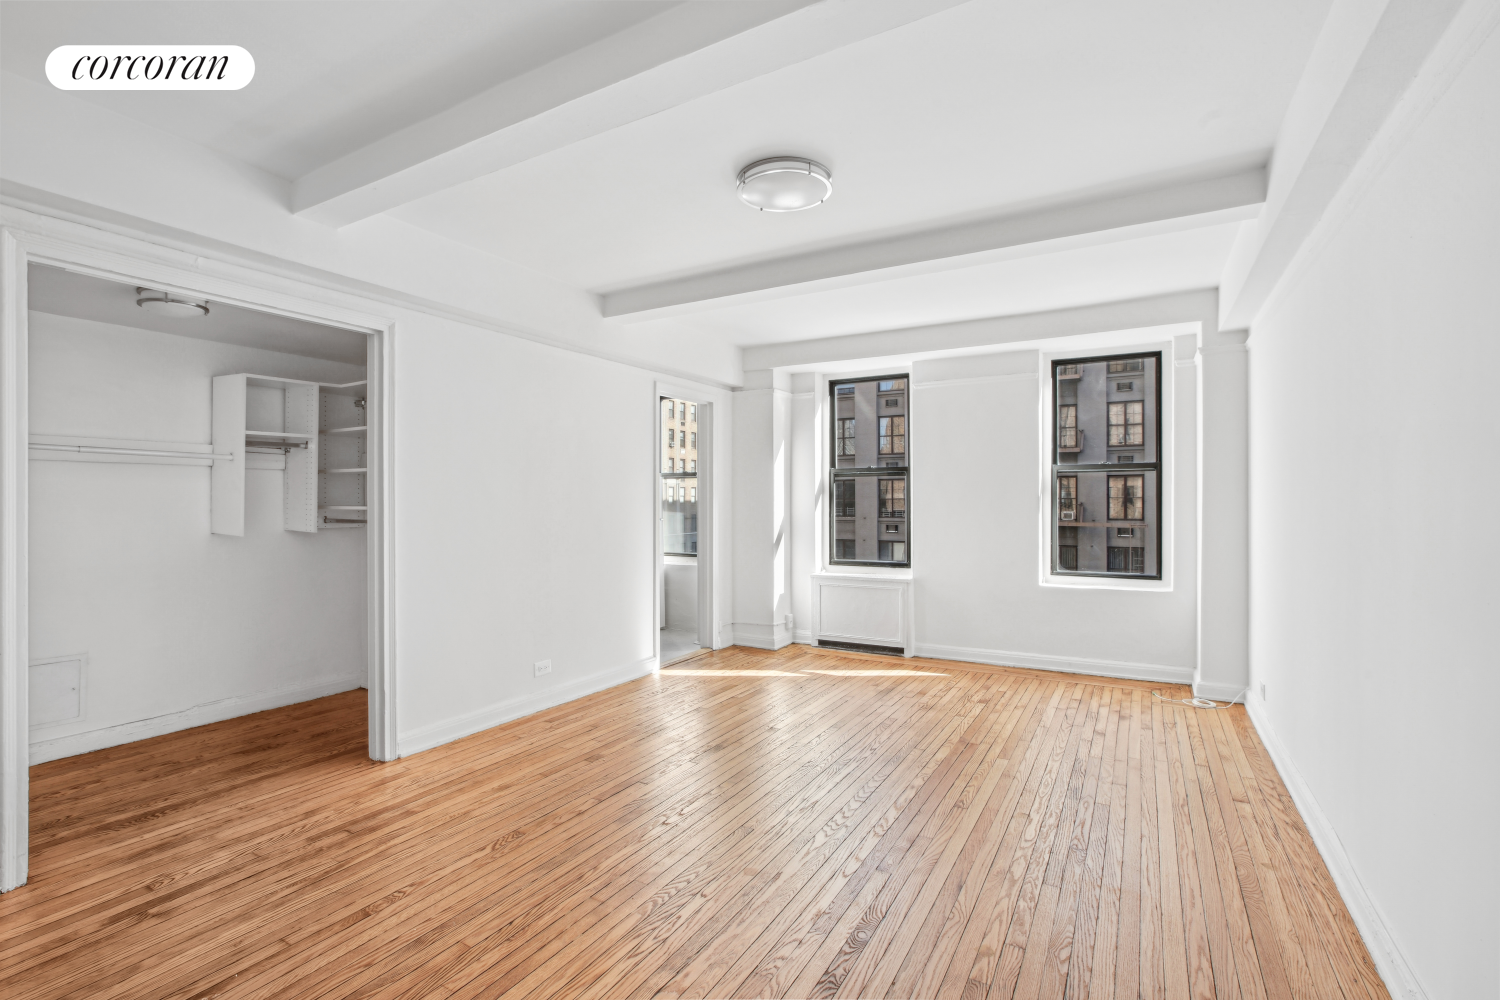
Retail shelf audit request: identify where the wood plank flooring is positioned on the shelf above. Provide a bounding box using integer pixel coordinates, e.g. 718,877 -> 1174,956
1,645 -> 1389,999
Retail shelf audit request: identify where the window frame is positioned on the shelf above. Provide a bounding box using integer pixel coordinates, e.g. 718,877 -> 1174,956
829,372 -> 911,568
1049,351 -> 1163,580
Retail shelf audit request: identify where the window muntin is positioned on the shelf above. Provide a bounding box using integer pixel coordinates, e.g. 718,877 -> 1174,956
661,396 -> 700,556
830,374 -> 909,565
1050,354 -> 1161,578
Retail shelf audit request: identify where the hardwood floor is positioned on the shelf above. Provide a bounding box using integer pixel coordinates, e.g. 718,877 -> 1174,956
2,646 -> 1389,1000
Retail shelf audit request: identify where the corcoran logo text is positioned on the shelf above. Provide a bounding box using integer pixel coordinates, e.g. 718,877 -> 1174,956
46,46 -> 254,90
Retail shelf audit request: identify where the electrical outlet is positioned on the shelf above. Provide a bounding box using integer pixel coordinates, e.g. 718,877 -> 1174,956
1260,682 -> 1266,700
534,659 -> 552,677
784,613 -> 794,628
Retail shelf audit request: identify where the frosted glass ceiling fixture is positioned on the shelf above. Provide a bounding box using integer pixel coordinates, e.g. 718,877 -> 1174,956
736,156 -> 832,212
136,288 -> 210,318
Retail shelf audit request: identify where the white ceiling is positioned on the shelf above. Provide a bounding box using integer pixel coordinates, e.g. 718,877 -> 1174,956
391,0 -> 1324,292
27,265 -> 370,366
0,1 -> 679,179
1,0 -> 1337,360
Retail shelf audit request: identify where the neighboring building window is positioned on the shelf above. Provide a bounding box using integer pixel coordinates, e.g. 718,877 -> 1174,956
690,432 -> 697,448
690,405 -> 696,420
830,374 -> 909,565
878,416 -> 905,455
1108,547 -> 1146,574
689,460 -> 696,472
837,418 -> 856,457
668,428 -> 675,447
834,479 -> 856,517
879,479 -> 905,518
1051,353 -> 1160,578
689,487 -> 696,502
1108,401 -> 1144,446
1058,405 -> 1078,450
1108,475 -> 1144,520
667,401 -> 674,419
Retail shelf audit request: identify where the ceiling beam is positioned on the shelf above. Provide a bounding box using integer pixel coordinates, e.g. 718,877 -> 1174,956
292,0 -> 972,227
741,289 -> 1218,370
1218,0 -> 1483,328
602,166 -> 1265,320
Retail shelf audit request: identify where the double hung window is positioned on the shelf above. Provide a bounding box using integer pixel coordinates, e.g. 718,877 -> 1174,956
830,375 -> 909,566
1050,353 -> 1161,578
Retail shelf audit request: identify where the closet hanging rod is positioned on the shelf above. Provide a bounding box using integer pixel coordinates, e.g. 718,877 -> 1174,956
31,443 -> 234,461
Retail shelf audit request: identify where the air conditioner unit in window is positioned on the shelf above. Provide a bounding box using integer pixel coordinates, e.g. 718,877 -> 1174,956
1060,509 -> 1076,521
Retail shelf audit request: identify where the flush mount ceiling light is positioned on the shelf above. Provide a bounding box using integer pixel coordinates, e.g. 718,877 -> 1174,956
135,288 -> 210,318
736,156 -> 832,212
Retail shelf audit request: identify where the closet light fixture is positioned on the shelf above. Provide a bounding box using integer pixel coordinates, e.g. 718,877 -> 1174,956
136,288 -> 210,318
736,156 -> 832,212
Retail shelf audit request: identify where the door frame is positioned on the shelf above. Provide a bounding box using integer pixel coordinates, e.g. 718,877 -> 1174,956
653,379 -> 730,665
0,205 -> 399,892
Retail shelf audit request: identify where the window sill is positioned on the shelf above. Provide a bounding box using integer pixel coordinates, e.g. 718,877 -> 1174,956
1041,573 -> 1171,593
822,565 -> 913,580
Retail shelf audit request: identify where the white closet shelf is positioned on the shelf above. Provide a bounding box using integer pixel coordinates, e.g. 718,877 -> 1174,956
319,505 -> 368,511
325,426 -> 367,435
323,467 -> 367,474
245,430 -> 314,440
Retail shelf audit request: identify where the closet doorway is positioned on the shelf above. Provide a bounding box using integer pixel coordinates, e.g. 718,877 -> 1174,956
0,234 -> 393,892
658,395 -> 709,666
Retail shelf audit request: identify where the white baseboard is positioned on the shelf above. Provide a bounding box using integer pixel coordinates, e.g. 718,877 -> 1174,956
731,622 -> 793,650
29,674 -> 363,765
793,629 -> 813,644
1245,699 -> 1427,1000
397,655 -> 657,757
914,643 -> 1193,685
1193,679 -> 1249,703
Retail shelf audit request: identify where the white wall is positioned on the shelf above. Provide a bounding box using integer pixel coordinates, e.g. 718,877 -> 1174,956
388,308 -> 733,753
1247,23 -> 1500,1000
28,312 -> 368,762
913,346 -> 1198,680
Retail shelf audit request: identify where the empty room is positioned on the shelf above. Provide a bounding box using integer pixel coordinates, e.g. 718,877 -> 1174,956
0,2 -> 1495,999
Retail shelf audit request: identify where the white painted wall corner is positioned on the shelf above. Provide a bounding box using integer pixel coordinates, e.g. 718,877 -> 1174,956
1245,698 -> 1429,1000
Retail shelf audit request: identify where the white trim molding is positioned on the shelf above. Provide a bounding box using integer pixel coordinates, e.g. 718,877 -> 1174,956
398,655 -> 657,757
731,622 -> 794,651
914,643 -> 1193,685
1245,699 -> 1429,1000
29,675 -> 363,766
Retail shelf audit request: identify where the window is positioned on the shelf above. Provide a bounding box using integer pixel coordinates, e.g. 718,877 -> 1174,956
878,416 -> 905,456
837,418 -> 856,457
689,487 -> 696,502
830,375 -> 909,565
690,432 -> 697,449
879,479 -> 905,519
1058,405 -> 1078,450
690,405 -> 696,420
667,428 -> 675,447
667,401 -> 674,419
1108,401 -> 1143,446
689,460 -> 696,472
1051,353 -> 1160,578
1108,475 -> 1144,520
834,479 -> 856,517
1108,547 -> 1145,574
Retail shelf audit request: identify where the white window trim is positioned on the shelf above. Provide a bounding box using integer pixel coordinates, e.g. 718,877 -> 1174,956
1038,340 -> 1176,592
